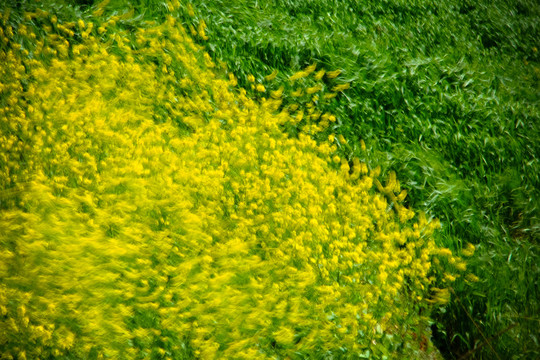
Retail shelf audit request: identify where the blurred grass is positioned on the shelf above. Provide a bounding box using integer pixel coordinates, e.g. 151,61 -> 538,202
170,0 -> 539,358
3,0 -> 539,358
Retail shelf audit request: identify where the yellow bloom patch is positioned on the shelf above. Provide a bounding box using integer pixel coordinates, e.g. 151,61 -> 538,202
0,5 -> 468,359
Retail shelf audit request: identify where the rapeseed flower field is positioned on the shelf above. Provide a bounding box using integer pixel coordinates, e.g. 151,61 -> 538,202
1,2 -> 474,359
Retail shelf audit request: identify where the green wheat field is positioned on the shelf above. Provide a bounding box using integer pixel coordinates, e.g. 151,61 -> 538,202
0,0 -> 538,359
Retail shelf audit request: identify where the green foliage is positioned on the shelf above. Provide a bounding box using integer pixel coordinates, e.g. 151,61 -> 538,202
174,0 -> 540,358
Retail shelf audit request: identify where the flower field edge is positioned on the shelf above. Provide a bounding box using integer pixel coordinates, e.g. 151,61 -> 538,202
0,3 -> 471,359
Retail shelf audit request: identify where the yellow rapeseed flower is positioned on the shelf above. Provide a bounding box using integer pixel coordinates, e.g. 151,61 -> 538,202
264,69 -> 278,81
332,83 -> 350,92
462,242 -> 476,257
326,69 -> 342,78
289,70 -> 308,81
314,69 -> 325,80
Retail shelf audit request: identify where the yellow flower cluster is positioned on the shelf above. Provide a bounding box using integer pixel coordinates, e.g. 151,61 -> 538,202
253,60 -> 354,139
0,5 -> 467,359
